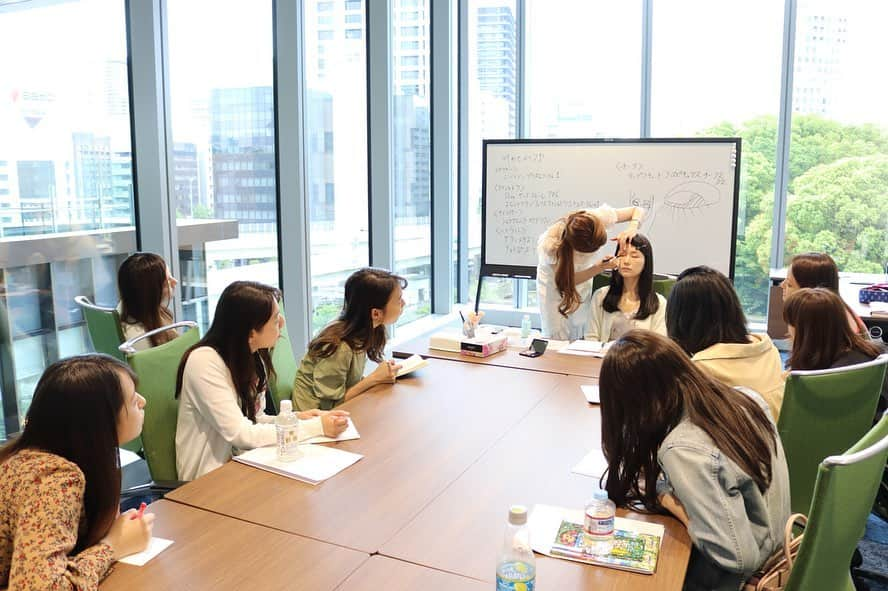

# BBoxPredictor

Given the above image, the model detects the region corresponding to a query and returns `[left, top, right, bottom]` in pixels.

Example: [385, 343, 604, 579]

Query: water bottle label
[496, 562, 535, 591]
[496, 575, 535, 591]
[584, 514, 614, 537]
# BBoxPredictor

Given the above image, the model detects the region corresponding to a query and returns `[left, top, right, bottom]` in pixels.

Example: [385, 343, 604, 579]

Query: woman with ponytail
[536, 204, 644, 340]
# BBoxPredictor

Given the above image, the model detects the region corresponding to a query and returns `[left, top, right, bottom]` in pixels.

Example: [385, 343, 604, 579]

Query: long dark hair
[175, 281, 280, 422]
[308, 268, 407, 363]
[666, 266, 749, 355]
[601, 233, 659, 320]
[784, 287, 881, 370]
[789, 252, 840, 291]
[554, 210, 609, 317]
[599, 330, 777, 511]
[118, 252, 176, 346]
[0, 354, 136, 552]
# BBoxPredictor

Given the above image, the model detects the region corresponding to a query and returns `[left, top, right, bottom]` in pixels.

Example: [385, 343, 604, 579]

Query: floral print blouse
[0, 449, 115, 590]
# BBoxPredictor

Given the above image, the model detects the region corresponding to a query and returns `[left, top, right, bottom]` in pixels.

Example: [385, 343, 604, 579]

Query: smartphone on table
[519, 338, 548, 358]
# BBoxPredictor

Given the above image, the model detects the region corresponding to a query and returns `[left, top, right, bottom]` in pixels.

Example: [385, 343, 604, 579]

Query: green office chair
[121, 322, 199, 483]
[652, 275, 676, 299]
[590, 273, 675, 300]
[783, 411, 888, 591]
[591, 272, 611, 294]
[778, 354, 888, 515]
[74, 296, 126, 362]
[268, 302, 299, 413]
[74, 295, 143, 454]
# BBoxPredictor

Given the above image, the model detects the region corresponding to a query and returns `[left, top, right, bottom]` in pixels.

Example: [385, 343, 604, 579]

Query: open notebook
[234, 444, 363, 485]
[396, 354, 430, 377]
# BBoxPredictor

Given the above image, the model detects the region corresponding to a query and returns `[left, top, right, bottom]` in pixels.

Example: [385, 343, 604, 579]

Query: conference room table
[100, 500, 367, 590]
[336, 556, 489, 591]
[164, 356, 692, 589]
[393, 329, 604, 378]
[167, 360, 561, 554]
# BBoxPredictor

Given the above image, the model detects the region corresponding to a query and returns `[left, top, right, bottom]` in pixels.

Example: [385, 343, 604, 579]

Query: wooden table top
[393, 333, 603, 378]
[335, 556, 488, 591]
[380, 374, 692, 591]
[101, 500, 367, 591]
[166, 360, 563, 553]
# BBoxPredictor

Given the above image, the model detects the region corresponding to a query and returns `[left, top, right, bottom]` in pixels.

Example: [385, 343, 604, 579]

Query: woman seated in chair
[783, 287, 887, 416]
[585, 234, 666, 343]
[781, 252, 868, 335]
[599, 331, 791, 591]
[175, 281, 350, 481]
[0, 354, 155, 590]
[667, 266, 786, 420]
[117, 252, 178, 351]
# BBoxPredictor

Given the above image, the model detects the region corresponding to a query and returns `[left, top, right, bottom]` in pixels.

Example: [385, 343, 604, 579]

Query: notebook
[234, 444, 363, 485]
[299, 418, 360, 444]
[571, 448, 608, 479]
[529, 504, 663, 575]
[557, 340, 610, 357]
[580, 384, 600, 404]
[396, 354, 430, 377]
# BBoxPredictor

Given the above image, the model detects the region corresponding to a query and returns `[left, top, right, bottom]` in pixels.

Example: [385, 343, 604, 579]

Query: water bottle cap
[508, 505, 528, 525]
[592, 489, 608, 502]
[279, 400, 293, 414]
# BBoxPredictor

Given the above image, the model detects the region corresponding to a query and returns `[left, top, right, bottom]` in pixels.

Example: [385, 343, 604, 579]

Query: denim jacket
[657, 388, 791, 591]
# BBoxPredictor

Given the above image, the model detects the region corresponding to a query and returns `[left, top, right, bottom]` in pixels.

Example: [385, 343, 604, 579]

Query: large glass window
[466, 0, 518, 306]
[784, 1, 888, 277]
[525, 0, 641, 138]
[651, 0, 784, 320]
[392, 0, 432, 325]
[0, 0, 134, 436]
[166, 0, 279, 332]
[304, 0, 370, 333]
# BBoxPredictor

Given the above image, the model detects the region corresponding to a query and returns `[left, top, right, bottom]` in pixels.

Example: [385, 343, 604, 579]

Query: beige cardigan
[692, 333, 786, 420]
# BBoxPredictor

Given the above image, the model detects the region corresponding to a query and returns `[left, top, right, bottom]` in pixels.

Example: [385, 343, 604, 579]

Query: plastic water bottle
[275, 400, 301, 462]
[496, 505, 536, 591]
[520, 314, 532, 339]
[584, 489, 616, 556]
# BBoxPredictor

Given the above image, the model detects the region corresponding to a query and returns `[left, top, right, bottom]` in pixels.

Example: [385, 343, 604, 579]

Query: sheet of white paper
[300, 418, 360, 444]
[118, 537, 174, 566]
[544, 339, 570, 351]
[118, 448, 142, 467]
[565, 340, 604, 352]
[571, 448, 608, 479]
[580, 384, 600, 404]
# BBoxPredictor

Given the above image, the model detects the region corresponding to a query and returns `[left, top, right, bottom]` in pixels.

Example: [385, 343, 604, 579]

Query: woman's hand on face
[612, 228, 637, 255]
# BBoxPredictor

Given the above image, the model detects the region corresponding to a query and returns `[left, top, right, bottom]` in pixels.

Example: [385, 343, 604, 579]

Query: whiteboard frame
[479, 137, 742, 280]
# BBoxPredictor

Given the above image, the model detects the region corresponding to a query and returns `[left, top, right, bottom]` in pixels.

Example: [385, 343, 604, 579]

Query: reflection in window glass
[651, 0, 784, 321]
[525, 0, 641, 138]
[304, 0, 370, 333]
[785, 1, 888, 280]
[0, 0, 134, 434]
[392, 1, 432, 325]
[167, 0, 279, 331]
[466, 0, 518, 306]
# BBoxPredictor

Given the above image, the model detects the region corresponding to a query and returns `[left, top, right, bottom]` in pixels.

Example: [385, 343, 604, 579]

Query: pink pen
[130, 502, 147, 520]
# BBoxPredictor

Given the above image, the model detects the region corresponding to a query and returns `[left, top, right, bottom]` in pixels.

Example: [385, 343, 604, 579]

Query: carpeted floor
[857, 514, 888, 591]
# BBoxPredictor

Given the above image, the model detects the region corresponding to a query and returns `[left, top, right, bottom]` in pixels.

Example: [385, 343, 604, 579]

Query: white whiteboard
[482, 139, 740, 277]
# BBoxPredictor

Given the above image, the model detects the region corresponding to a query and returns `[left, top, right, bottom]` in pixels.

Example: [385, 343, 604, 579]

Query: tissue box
[429, 331, 463, 352]
[460, 334, 508, 358]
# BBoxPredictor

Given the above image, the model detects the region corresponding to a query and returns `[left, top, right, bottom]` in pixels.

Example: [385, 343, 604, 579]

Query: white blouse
[536, 205, 619, 340]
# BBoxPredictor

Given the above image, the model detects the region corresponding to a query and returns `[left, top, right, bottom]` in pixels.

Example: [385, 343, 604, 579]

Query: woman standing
[537, 204, 644, 340]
